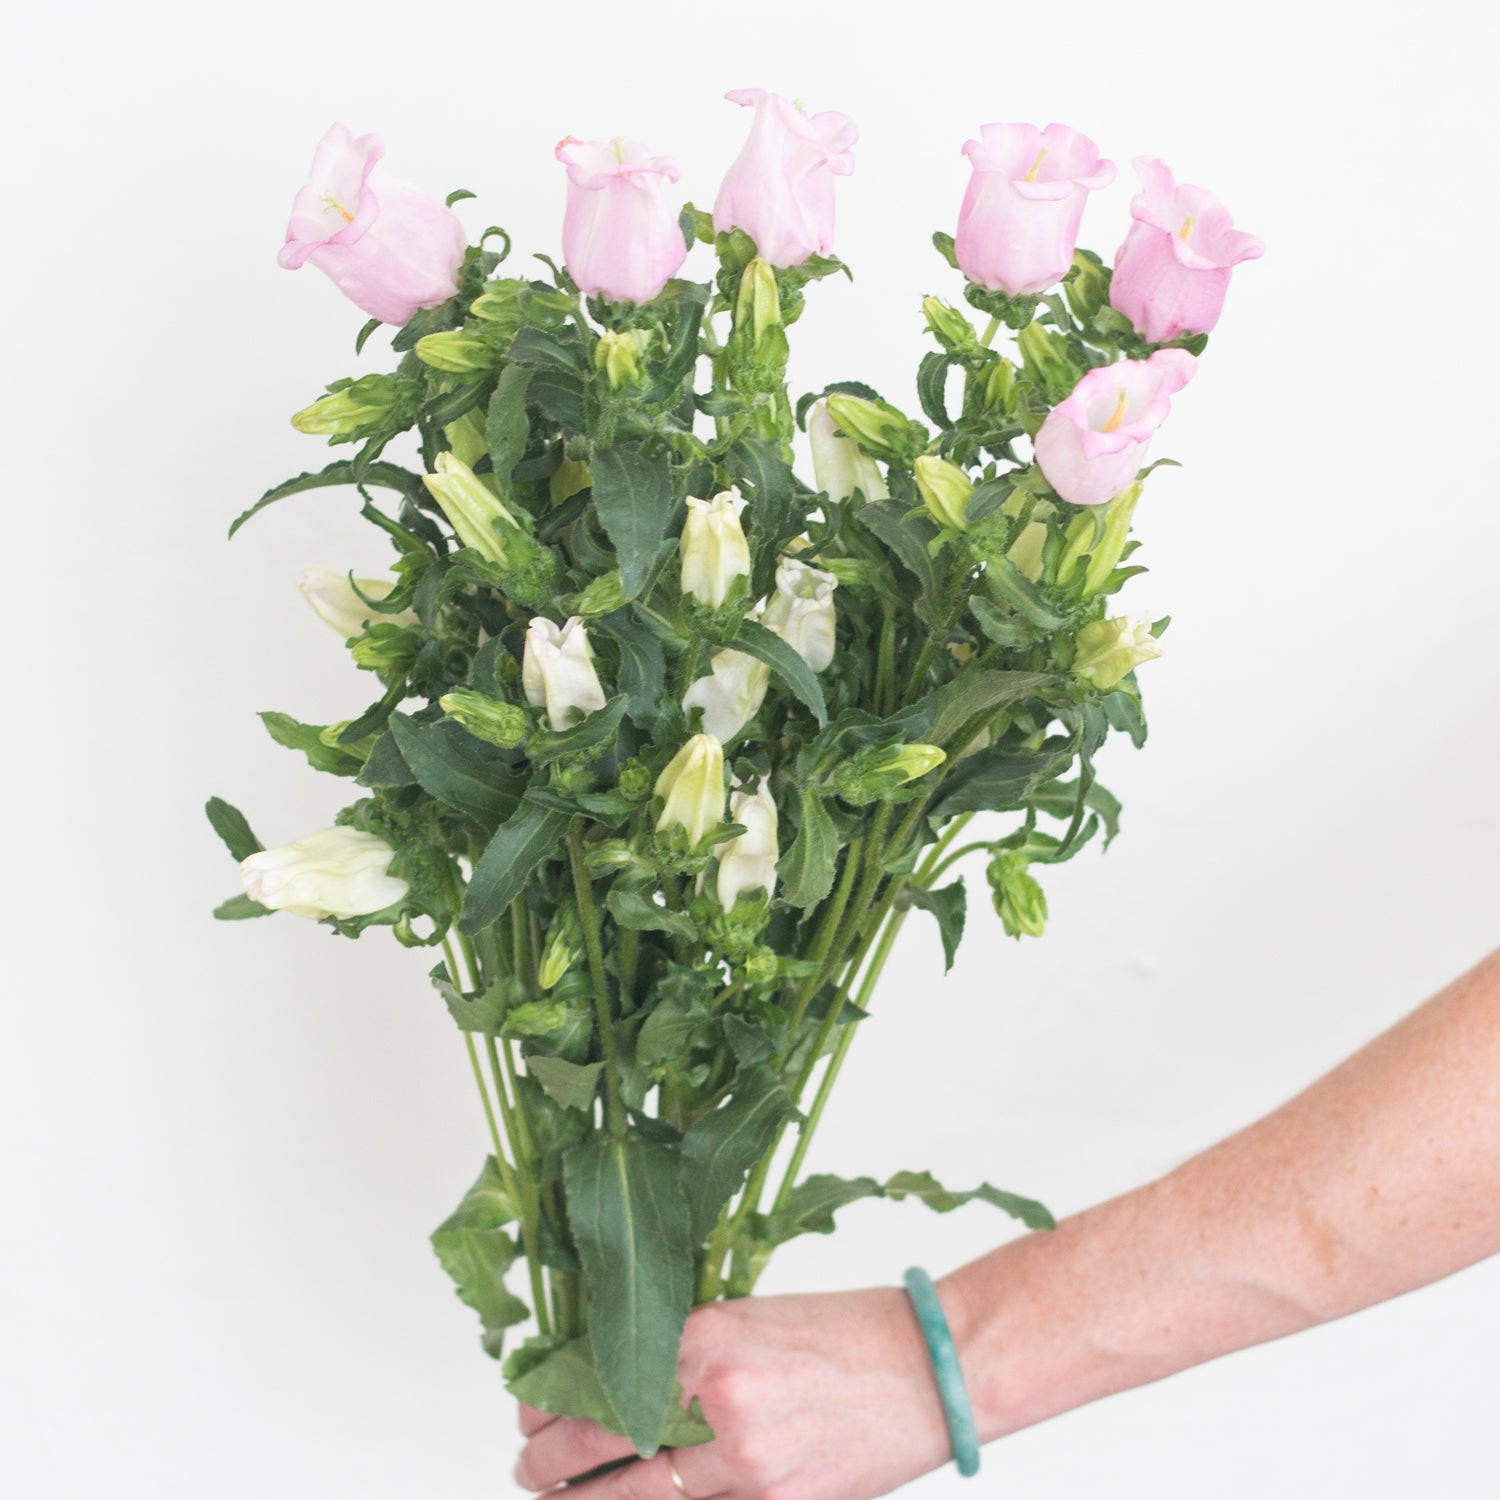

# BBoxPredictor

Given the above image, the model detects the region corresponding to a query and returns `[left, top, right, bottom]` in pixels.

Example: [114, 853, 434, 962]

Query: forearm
[942, 947, 1500, 1442]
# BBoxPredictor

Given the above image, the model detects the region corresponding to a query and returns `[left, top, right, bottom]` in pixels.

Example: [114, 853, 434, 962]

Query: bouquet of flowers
[208, 92, 1260, 1457]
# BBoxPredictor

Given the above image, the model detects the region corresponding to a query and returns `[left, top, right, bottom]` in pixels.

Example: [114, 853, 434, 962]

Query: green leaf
[355, 730, 417, 788]
[1030, 776, 1123, 847]
[227, 459, 421, 539]
[779, 787, 839, 908]
[636, 998, 709, 1070]
[726, 439, 797, 598]
[589, 445, 675, 599]
[505, 1337, 712, 1447]
[432, 965, 512, 1034]
[607, 886, 697, 941]
[212, 893, 273, 920]
[430, 1157, 529, 1358]
[528, 695, 629, 767]
[205, 796, 262, 862]
[859, 500, 939, 620]
[594, 608, 667, 728]
[965, 474, 1016, 525]
[563, 1138, 695, 1456]
[908, 878, 966, 972]
[389, 713, 523, 828]
[762, 1173, 883, 1239]
[681, 1066, 799, 1240]
[930, 745, 1073, 819]
[527, 1056, 603, 1111]
[259, 712, 364, 776]
[969, 595, 1032, 649]
[984, 555, 1071, 631]
[911, 670, 1051, 748]
[882, 1169, 1054, 1230]
[916, 351, 953, 427]
[486, 364, 533, 490]
[460, 801, 572, 934]
[730, 620, 827, 726]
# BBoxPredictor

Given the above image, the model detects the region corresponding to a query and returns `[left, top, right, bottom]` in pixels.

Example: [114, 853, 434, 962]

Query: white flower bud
[1072, 612, 1164, 691]
[762, 556, 838, 672]
[422, 452, 522, 565]
[682, 649, 771, 744]
[716, 777, 779, 909]
[240, 827, 408, 921]
[680, 489, 752, 607]
[655, 734, 727, 847]
[298, 566, 417, 639]
[808, 397, 889, 504]
[522, 616, 608, 731]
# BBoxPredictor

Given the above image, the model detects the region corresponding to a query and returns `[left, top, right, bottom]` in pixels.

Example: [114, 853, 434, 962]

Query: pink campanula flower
[956, 123, 1115, 297]
[713, 89, 857, 268]
[1033, 350, 1198, 506]
[1109, 157, 1264, 343]
[278, 124, 467, 325]
[555, 136, 686, 304]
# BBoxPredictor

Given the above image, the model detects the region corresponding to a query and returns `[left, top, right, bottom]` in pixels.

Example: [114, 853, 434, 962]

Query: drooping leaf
[779, 788, 839, 908]
[212, 893, 273, 920]
[882, 1169, 1054, 1230]
[1030, 776, 1123, 847]
[908, 878, 966, 972]
[227, 459, 422, 539]
[430, 1157, 529, 1359]
[680, 1066, 800, 1240]
[258, 711, 365, 776]
[562, 1138, 695, 1456]
[431, 965, 512, 1034]
[589, 445, 675, 599]
[460, 801, 572, 934]
[730, 620, 827, 726]
[505, 1337, 712, 1448]
[205, 797, 262, 862]
[389, 713, 523, 828]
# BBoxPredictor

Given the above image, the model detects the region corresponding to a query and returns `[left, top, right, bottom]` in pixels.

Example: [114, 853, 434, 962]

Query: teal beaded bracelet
[903, 1267, 981, 1478]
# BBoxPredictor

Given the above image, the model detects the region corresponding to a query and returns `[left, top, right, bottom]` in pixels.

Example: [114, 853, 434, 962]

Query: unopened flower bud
[240, 826, 407, 921]
[523, 616, 608, 731]
[914, 456, 974, 532]
[683, 649, 770, 743]
[922, 297, 980, 356]
[655, 733, 727, 847]
[291, 375, 405, 439]
[583, 838, 640, 875]
[573, 570, 628, 617]
[298, 566, 417, 638]
[350, 623, 420, 675]
[1064, 248, 1110, 325]
[538, 903, 584, 989]
[1016, 322, 1084, 404]
[734, 257, 782, 351]
[808, 398, 889, 505]
[834, 742, 946, 805]
[415, 330, 499, 374]
[988, 851, 1047, 939]
[824, 393, 924, 465]
[681, 490, 752, 607]
[594, 329, 651, 390]
[1071, 612, 1163, 690]
[618, 759, 654, 802]
[444, 407, 489, 469]
[423, 452, 525, 566]
[1057, 482, 1142, 593]
[717, 777, 779, 908]
[439, 690, 530, 749]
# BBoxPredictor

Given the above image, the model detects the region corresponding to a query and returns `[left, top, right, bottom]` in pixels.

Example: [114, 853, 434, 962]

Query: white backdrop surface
[4, 1, 1498, 1495]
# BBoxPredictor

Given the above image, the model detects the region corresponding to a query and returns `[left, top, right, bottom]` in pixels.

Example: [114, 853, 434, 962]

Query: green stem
[779, 834, 865, 1050]
[876, 606, 897, 717]
[979, 315, 1002, 348]
[568, 821, 627, 1137]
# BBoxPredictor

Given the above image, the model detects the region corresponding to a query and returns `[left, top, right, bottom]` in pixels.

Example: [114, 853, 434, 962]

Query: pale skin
[515, 946, 1500, 1498]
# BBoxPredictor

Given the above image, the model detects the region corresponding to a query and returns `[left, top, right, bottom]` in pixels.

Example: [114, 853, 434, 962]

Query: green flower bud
[439, 690, 530, 749]
[583, 838, 641, 876]
[422, 452, 525, 567]
[1072, 612, 1164, 691]
[444, 408, 489, 470]
[743, 948, 778, 987]
[1016, 322, 1084, 405]
[1057, 483, 1143, 595]
[415, 330, 499, 374]
[735, 258, 783, 351]
[618, 760, 654, 803]
[977, 357, 1017, 418]
[988, 851, 1047, 939]
[1064, 249, 1110, 325]
[350, 623, 420, 676]
[468, 278, 529, 327]
[834, 741, 947, 805]
[291, 375, 402, 438]
[824, 393, 925, 465]
[538, 903, 583, 990]
[594, 329, 651, 391]
[571, 570, 628, 617]
[914, 455, 974, 532]
[819, 556, 880, 592]
[922, 297, 980, 356]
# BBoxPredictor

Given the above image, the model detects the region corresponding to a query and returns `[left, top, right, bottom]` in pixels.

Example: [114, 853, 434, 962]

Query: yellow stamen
[1178, 214, 1195, 242]
[1100, 389, 1129, 434]
[1023, 147, 1049, 184]
[612, 136, 625, 165]
[321, 192, 353, 225]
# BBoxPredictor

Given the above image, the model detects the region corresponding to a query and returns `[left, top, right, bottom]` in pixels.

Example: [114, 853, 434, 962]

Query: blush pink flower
[1033, 350, 1198, 506]
[278, 124, 467, 326]
[1109, 157, 1264, 343]
[713, 89, 858, 268]
[556, 136, 686, 304]
[955, 123, 1115, 297]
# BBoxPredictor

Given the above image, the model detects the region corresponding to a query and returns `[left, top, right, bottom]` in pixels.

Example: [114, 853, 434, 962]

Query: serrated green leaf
[730, 620, 827, 726]
[258, 712, 364, 776]
[430, 1157, 528, 1359]
[485, 364, 532, 491]
[205, 796, 262, 862]
[779, 787, 839, 908]
[528, 695, 628, 767]
[460, 801, 571, 934]
[563, 1138, 694, 1456]
[911, 670, 1051, 749]
[227, 459, 422, 539]
[681, 1066, 799, 1240]
[594, 608, 667, 728]
[859, 500, 940, 621]
[908, 878, 966, 972]
[527, 1056, 603, 1111]
[606, 886, 697, 941]
[389, 713, 523, 828]
[589, 445, 675, 599]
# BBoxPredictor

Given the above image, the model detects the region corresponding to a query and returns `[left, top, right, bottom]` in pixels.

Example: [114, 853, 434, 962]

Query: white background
[4, 1, 1497, 1495]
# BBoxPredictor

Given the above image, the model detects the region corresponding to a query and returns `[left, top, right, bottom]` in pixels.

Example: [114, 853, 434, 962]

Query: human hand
[513, 1285, 956, 1499]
